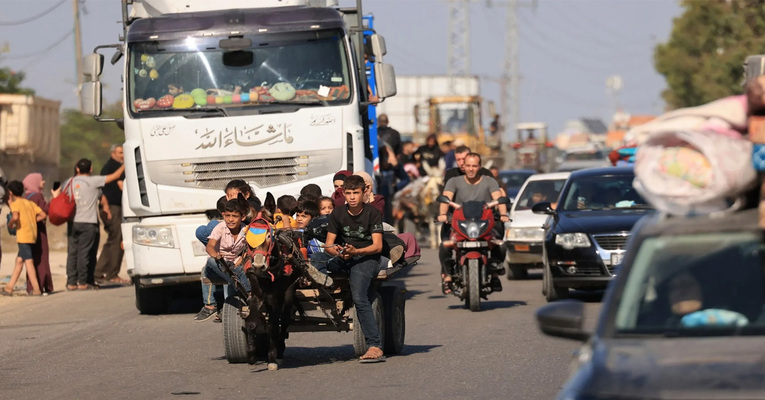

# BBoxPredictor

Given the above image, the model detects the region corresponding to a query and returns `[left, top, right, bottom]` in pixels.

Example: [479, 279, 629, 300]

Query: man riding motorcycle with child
[437, 152, 509, 294]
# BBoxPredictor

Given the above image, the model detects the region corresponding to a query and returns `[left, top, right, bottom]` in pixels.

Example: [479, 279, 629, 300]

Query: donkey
[239, 193, 301, 370]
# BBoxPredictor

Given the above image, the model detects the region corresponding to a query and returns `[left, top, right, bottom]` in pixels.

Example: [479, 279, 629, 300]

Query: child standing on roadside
[2, 181, 46, 296]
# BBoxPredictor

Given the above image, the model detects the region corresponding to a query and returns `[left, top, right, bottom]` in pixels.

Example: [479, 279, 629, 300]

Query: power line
[0, 0, 68, 26]
[0, 30, 74, 60]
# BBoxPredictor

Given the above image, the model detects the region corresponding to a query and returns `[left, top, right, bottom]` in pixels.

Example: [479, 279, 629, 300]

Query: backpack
[49, 179, 76, 226]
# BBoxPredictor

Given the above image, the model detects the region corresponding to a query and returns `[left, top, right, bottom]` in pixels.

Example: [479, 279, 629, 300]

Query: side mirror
[80, 81, 102, 117]
[370, 34, 387, 61]
[436, 195, 450, 204]
[83, 53, 104, 81]
[374, 63, 397, 99]
[535, 300, 590, 341]
[531, 202, 555, 215]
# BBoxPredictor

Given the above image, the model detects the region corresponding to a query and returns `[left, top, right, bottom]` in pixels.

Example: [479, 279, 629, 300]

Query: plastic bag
[633, 130, 756, 215]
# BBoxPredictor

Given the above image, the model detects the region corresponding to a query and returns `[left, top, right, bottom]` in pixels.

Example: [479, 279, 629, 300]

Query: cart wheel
[351, 291, 385, 357]
[223, 296, 248, 364]
[381, 286, 406, 355]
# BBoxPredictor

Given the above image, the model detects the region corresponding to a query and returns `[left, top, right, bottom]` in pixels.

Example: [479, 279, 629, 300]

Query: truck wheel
[134, 284, 168, 315]
[223, 296, 249, 363]
[351, 291, 385, 357]
[380, 286, 406, 355]
[506, 263, 529, 280]
[465, 259, 481, 311]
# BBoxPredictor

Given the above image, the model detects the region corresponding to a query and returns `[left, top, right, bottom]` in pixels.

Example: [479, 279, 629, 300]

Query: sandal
[441, 279, 452, 295]
[359, 347, 386, 363]
[1, 289, 13, 297]
[66, 285, 78, 291]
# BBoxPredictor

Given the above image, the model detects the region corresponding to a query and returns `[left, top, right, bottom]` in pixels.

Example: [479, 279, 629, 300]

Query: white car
[555, 147, 610, 172]
[503, 172, 570, 279]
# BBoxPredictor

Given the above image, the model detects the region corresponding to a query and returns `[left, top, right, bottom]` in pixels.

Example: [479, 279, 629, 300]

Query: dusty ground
[0, 204, 128, 300]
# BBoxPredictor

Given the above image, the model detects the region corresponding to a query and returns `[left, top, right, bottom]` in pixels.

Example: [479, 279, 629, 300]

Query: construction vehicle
[507, 122, 557, 172]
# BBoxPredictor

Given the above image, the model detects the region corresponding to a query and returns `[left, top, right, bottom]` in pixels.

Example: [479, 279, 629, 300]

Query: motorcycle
[437, 195, 510, 311]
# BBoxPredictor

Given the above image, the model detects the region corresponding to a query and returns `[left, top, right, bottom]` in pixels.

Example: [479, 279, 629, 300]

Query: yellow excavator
[417, 95, 502, 166]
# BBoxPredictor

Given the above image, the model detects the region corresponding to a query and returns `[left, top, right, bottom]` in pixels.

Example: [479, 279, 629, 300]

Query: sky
[0, 0, 683, 139]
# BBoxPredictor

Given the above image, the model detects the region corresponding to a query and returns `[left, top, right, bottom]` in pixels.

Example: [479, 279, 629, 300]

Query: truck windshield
[434, 102, 478, 136]
[127, 30, 352, 116]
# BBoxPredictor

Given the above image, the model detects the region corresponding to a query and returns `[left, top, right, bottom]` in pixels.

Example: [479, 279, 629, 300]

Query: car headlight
[458, 221, 488, 239]
[555, 233, 591, 250]
[506, 227, 545, 241]
[133, 225, 175, 248]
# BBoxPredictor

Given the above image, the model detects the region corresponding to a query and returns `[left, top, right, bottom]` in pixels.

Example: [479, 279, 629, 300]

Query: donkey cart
[219, 229, 409, 365]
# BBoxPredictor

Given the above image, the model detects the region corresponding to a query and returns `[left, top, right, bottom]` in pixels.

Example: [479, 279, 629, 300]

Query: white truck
[80, 0, 396, 313]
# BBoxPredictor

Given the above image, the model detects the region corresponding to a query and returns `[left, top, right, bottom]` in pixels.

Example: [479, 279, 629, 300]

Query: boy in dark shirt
[322, 175, 385, 363]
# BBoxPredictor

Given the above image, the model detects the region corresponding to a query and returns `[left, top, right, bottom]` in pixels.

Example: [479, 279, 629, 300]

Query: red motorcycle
[437, 195, 510, 311]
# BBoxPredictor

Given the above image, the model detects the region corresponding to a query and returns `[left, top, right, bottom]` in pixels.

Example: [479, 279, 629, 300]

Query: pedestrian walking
[60, 158, 125, 290]
[22, 173, 54, 294]
[2, 181, 46, 296]
[95, 144, 128, 284]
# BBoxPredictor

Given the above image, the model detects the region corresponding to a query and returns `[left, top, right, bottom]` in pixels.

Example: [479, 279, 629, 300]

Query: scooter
[437, 195, 510, 311]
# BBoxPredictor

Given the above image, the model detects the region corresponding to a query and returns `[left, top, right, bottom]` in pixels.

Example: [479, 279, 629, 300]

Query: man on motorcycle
[437, 152, 509, 294]
[443, 145, 493, 184]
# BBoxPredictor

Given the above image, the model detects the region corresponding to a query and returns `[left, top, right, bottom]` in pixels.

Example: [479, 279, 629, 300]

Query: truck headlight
[506, 227, 544, 241]
[555, 233, 591, 250]
[133, 225, 175, 248]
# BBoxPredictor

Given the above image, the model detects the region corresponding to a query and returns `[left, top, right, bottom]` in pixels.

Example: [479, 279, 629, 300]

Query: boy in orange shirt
[2, 181, 46, 296]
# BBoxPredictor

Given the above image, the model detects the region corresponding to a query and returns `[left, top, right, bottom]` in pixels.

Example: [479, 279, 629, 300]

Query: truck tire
[134, 284, 169, 315]
[380, 286, 406, 355]
[465, 259, 481, 311]
[223, 297, 249, 363]
[506, 263, 529, 280]
[351, 291, 385, 357]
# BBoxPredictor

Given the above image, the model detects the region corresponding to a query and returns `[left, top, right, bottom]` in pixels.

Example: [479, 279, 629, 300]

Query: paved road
[0, 248, 601, 400]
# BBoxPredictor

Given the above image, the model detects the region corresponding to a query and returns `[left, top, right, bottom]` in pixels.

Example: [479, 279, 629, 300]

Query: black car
[536, 208, 765, 400]
[532, 166, 652, 301]
[498, 169, 535, 199]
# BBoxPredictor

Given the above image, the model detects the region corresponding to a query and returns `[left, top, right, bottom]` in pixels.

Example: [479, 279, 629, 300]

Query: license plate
[610, 253, 624, 265]
[514, 244, 530, 252]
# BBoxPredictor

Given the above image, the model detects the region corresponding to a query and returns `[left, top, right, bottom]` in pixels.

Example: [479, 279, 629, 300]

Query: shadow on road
[446, 300, 527, 311]
[243, 343, 443, 371]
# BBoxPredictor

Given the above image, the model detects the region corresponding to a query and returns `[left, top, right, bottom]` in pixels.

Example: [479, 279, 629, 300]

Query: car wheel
[544, 264, 570, 302]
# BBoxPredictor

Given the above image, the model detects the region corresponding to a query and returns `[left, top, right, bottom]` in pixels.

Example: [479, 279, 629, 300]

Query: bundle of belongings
[626, 78, 765, 216]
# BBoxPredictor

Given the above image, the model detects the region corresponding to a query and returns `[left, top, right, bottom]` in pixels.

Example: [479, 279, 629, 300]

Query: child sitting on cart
[313, 174, 386, 363]
[194, 197, 250, 322]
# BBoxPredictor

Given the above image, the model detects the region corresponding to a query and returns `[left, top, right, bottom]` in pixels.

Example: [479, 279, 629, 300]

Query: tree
[0, 67, 35, 95]
[59, 102, 124, 178]
[654, 0, 765, 109]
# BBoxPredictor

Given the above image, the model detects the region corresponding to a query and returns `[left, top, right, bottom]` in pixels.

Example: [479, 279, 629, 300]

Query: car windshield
[565, 150, 604, 161]
[500, 171, 534, 188]
[561, 174, 649, 211]
[514, 179, 566, 211]
[127, 29, 351, 116]
[614, 232, 765, 336]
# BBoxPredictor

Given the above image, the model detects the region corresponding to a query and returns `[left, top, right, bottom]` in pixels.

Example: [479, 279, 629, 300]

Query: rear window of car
[514, 179, 566, 211]
[614, 232, 765, 336]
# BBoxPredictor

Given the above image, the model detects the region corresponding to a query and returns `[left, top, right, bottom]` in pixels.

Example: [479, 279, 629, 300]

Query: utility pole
[72, 0, 83, 97]
[504, 0, 518, 143]
[447, 0, 472, 93]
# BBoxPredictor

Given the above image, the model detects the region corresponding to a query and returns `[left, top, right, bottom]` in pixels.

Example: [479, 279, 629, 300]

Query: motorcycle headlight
[555, 233, 591, 250]
[458, 221, 488, 239]
[133, 225, 175, 248]
[506, 227, 545, 241]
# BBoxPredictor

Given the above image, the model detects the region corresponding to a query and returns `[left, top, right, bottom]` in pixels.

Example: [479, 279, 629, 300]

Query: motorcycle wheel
[464, 259, 481, 311]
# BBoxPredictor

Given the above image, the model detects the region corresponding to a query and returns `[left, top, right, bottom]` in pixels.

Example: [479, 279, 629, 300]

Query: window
[514, 179, 566, 211]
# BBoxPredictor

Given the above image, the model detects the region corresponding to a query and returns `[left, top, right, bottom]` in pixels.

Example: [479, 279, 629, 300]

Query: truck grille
[592, 233, 629, 251]
[190, 157, 307, 189]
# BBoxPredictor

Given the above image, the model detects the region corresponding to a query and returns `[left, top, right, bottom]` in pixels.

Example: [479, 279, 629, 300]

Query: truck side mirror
[370, 34, 387, 61]
[374, 63, 397, 99]
[80, 81, 103, 117]
[83, 53, 104, 81]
